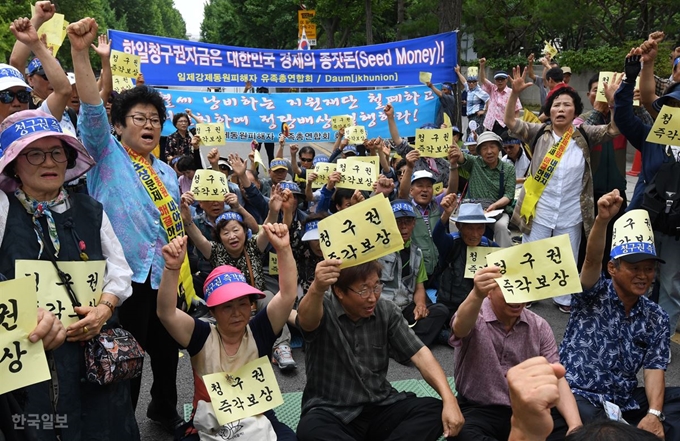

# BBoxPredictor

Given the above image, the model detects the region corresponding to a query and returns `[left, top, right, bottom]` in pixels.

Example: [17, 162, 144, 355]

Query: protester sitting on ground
[559, 190, 680, 439]
[260, 158, 291, 197]
[9, 16, 73, 134]
[294, 214, 328, 297]
[295, 258, 464, 441]
[504, 66, 619, 314]
[384, 103, 455, 186]
[426, 80, 457, 128]
[314, 171, 365, 215]
[378, 200, 449, 347]
[207, 151, 264, 223]
[479, 58, 522, 135]
[180, 188, 281, 293]
[506, 357, 660, 441]
[452, 130, 515, 248]
[303, 154, 329, 212]
[501, 135, 531, 191]
[614, 52, 680, 340]
[157, 226, 298, 441]
[175, 147, 201, 194]
[450, 267, 582, 440]
[71, 17, 192, 431]
[432, 199, 498, 330]
[455, 65, 489, 138]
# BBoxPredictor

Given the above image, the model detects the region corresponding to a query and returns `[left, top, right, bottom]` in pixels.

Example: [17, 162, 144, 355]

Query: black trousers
[453, 395, 567, 441]
[402, 300, 449, 347]
[297, 395, 443, 441]
[119, 277, 180, 418]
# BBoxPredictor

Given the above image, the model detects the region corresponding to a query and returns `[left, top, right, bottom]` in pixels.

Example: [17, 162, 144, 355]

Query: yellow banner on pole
[298, 10, 317, 41]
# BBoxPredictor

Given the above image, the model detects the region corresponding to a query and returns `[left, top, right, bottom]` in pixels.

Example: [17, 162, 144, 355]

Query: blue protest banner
[159, 85, 438, 142]
[108, 30, 457, 88]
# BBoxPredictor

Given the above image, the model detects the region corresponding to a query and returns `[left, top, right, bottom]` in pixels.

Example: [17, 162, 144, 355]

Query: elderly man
[559, 190, 680, 440]
[450, 265, 582, 440]
[479, 58, 522, 135]
[378, 200, 449, 347]
[259, 158, 290, 197]
[296, 258, 464, 441]
[455, 65, 489, 138]
[453, 131, 515, 248]
[432, 199, 498, 327]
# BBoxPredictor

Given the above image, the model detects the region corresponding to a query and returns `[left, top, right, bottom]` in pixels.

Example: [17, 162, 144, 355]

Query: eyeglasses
[20, 147, 68, 166]
[0, 90, 31, 104]
[347, 283, 384, 299]
[300, 157, 313, 163]
[396, 217, 415, 226]
[127, 114, 162, 128]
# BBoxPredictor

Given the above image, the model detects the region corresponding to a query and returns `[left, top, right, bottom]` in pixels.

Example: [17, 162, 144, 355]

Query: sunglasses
[0, 90, 31, 104]
[300, 157, 313, 163]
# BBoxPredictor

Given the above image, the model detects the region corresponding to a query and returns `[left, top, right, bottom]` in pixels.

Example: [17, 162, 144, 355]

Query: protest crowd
[2, 2, 680, 441]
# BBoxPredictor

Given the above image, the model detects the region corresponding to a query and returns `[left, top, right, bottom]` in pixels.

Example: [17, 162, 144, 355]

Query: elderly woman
[165, 112, 194, 162]
[69, 18, 191, 430]
[504, 66, 619, 312]
[157, 225, 298, 440]
[0, 110, 138, 439]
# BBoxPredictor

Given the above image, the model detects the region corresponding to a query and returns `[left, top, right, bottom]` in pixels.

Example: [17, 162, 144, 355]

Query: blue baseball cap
[391, 200, 416, 219]
[313, 155, 329, 166]
[302, 220, 320, 241]
[27, 58, 44, 76]
[270, 158, 288, 171]
[343, 145, 358, 156]
[279, 180, 302, 194]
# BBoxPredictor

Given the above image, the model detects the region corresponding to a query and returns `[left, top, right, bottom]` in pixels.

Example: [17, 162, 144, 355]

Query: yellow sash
[520, 126, 573, 224]
[124, 146, 198, 311]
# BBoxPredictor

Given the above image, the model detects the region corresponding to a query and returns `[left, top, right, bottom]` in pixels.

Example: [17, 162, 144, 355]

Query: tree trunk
[365, 0, 374, 45]
[396, 0, 405, 40]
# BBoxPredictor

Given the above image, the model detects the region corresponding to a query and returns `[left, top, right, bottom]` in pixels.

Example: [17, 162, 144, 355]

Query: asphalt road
[135, 140, 680, 440]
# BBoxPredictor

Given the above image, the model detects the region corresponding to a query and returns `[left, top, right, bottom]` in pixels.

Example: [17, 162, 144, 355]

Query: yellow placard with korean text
[195, 123, 225, 146]
[596, 73, 640, 105]
[312, 162, 337, 189]
[110, 50, 140, 79]
[203, 356, 283, 425]
[611, 209, 655, 257]
[419, 72, 432, 85]
[332, 115, 353, 131]
[269, 253, 278, 275]
[298, 9, 317, 41]
[112, 75, 135, 93]
[415, 128, 451, 158]
[33, 9, 65, 56]
[345, 126, 367, 145]
[543, 41, 558, 58]
[347, 156, 380, 181]
[433, 182, 444, 195]
[191, 170, 230, 201]
[645, 105, 680, 147]
[443, 113, 452, 128]
[464, 247, 496, 278]
[467, 66, 478, 78]
[252, 149, 267, 172]
[318, 195, 404, 268]
[336, 159, 377, 191]
[0, 277, 51, 396]
[484, 234, 580, 303]
[14, 260, 105, 327]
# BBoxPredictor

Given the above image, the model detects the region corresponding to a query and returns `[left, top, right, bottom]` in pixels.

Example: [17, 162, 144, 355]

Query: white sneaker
[273, 344, 297, 370]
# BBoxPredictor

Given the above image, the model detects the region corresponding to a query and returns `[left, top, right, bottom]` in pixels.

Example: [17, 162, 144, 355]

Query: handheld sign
[252, 149, 268, 172]
[419, 72, 432, 85]
[318, 195, 403, 268]
[467, 66, 479, 77]
[312, 162, 337, 189]
[345, 126, 367, 145]
[33, 9, 66, 56]
[464, 247, 496, 278]
[645, 105, 680, 147]
[191, 170, 230, 201]
[15, 260, 105, 327]
[485, 234, 580, 303]
[112, 75, 134, 93]
[443, 113, 452, 128]
[0, 277, 51, 396]
[415, 128, 451, 158]
[110, 50, 140, 79]
[347, 156, 380, 181]
[596, 72, 640, 105]
[195, 123, 225, 146]
[433, 182, 444, 196]
[203, 356, 283, 425]
[269, 253, 278, 275]
[543, 41, 558, 58]
[332, 115, 353, 131]
[335, 159, 376, 191]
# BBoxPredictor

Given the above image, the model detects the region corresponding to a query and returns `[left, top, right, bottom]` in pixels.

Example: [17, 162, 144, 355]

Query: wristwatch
[648, 408, 665, 422]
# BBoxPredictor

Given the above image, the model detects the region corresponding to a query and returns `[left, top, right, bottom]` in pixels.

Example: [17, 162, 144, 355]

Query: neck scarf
[15, 187, 68, 257]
